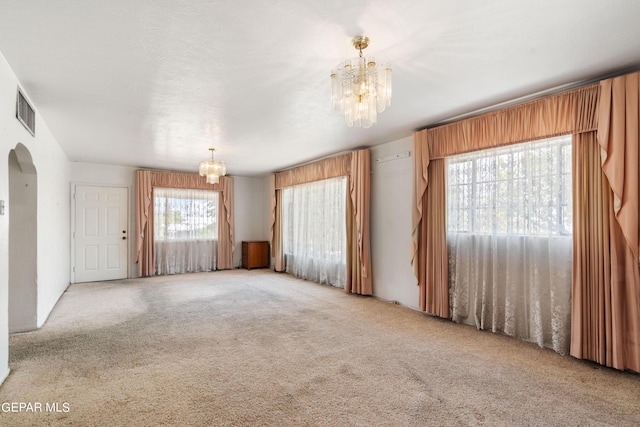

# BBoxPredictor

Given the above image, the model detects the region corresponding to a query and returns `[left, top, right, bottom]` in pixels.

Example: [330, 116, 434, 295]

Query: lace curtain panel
[154, 187, 219, 275]
[282, 176, 347, 288]
[447, 136, 573, 354]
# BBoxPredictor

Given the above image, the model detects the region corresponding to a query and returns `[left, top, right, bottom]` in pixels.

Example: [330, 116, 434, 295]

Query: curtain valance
[418, 83, 599, 160]
[274, 153, 351, 189]
[146, 170, 228, 191]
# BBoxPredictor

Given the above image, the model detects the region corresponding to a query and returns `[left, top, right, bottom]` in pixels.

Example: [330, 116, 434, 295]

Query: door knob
[122, 236, 127, 240]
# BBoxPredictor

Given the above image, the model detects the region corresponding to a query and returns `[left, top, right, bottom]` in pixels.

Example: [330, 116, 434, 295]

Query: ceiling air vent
[16, 88, 35, 136]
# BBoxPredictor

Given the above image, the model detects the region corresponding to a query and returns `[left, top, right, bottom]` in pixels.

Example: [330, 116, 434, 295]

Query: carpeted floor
[1, 269, 639, 426]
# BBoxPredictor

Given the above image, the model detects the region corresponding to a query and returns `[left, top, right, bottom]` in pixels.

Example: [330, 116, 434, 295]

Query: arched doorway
[8, 143, 37, 333]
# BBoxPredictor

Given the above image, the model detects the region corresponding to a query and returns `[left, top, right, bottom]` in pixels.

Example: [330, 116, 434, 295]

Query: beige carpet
[1, 270, 639, 426]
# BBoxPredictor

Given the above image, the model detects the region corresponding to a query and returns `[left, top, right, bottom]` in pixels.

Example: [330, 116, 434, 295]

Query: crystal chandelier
[198, 148, 226, 184]
[330, 36, 392, 128]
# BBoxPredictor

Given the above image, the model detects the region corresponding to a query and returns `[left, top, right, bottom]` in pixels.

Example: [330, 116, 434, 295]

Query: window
[154, 187, 219, 275]
[282, 176, 347, 287]
[447, 135, 572, 354]
[447, 135, 572, 235]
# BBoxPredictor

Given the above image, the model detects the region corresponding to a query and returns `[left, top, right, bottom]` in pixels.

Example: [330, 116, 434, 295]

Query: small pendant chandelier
[330, 36, 392, 128]
[198, 148, 226, 184]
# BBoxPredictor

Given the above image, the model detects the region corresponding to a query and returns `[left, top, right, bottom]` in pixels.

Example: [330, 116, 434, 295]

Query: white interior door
[74, 185, 128, 283]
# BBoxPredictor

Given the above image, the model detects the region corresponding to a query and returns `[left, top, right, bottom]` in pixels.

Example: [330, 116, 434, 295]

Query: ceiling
[1, 0, 640, 177]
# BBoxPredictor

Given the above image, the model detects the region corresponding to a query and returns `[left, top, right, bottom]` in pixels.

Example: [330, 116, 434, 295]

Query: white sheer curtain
[282, 176, 347, 288]
[447, 135, 573, 354]
[154, 187, 218, 275]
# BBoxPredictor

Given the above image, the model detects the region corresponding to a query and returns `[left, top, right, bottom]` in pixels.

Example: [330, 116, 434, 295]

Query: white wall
[370, 137, 419, 309]
[0, 52, 71, 382]
[233, 176, 268, 267]
[70, 162, 138, 279]
[34, 126, 71, 326]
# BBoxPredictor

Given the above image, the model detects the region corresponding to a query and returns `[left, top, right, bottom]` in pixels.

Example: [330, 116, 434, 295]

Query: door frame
[70, 182, 132, 284]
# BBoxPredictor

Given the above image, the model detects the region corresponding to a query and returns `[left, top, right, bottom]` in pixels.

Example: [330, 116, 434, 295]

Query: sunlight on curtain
[154, 187, 218, 275]
[282, 176, 347, 288]
[447, 135, 572, 354]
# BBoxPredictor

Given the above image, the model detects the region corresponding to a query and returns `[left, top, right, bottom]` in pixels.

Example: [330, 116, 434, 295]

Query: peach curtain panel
[274, 153, 351, 189]
[135, 170, 154, 277]
[272, 150, 372, 295]
[576, 71, 640, 372]
[346, 150, 372, 295]
[269, 175, 276, 254]
[411, 134, 430, 279]
[217, 177, 234, 270]
[598, 72, 640, 262]
[268, 175, 284, 271]
[135, 170, 235, 276]
[412, 84, 601, 317]
[571, 132, 640, 372]
[268, 175, 285, 271]
[411, 136, 448, 315]
[416, 159, 448, 316]
[272, 187, 285, 272]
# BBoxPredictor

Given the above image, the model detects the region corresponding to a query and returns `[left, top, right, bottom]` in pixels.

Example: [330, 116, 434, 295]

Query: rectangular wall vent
[16, 88, 35, 136]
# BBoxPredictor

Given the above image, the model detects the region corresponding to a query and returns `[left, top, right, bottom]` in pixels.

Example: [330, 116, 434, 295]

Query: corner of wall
[0, 367, 9, 385]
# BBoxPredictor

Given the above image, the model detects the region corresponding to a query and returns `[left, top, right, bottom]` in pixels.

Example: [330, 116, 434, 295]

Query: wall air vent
[16, 88, 35, 136]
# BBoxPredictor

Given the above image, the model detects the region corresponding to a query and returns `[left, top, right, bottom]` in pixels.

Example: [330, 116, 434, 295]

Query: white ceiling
[1, 0, 640, 176]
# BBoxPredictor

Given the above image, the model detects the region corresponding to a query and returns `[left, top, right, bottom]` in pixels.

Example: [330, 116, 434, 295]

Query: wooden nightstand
[241, 241, 270, 270]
